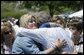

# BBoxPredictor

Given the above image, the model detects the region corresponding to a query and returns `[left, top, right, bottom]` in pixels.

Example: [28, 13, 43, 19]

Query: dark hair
[16, 18, 20, 26]
[69, 22, 83, 32]
[50, 16, 64, 24]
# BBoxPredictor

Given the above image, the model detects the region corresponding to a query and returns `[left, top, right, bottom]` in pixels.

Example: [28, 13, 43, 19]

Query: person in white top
[13, 22, 83, 54]
[1, 22, 66, 54]
[12, 14, 83, 54]
[12, 24, 76, 54]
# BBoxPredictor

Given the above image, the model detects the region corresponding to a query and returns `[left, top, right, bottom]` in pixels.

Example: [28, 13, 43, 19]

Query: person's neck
[72, 36, 80, 45]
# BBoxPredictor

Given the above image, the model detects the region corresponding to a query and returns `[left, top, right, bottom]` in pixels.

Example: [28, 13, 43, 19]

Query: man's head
[69, 22, 83, 37]
[50, 16, 64, 27]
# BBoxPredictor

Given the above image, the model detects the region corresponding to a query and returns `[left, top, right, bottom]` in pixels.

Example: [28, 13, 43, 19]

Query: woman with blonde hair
[19, 14, 38, 29]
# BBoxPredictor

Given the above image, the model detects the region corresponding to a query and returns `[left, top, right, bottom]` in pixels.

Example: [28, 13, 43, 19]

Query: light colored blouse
[15, 27, 74, 53]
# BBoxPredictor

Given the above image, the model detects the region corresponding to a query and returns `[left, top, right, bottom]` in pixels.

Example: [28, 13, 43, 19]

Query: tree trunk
[48, 5, 53, 18]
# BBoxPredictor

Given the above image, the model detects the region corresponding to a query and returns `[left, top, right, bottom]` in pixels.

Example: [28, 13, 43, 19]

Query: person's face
[56, 20, 63, 26]
[69, 26, 80, 37]
[67, 19, 69, 21]
[27, 18, 37, 29]
[56, 20, 61, 24]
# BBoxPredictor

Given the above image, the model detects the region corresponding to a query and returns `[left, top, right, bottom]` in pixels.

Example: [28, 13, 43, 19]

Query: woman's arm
[45, 38, 67, 54]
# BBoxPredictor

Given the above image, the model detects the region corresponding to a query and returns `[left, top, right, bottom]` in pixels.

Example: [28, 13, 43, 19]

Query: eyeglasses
[4, 30, 12, 35]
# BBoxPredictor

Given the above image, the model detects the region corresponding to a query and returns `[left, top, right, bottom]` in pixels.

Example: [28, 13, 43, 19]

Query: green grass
[1, 11, 28, 19]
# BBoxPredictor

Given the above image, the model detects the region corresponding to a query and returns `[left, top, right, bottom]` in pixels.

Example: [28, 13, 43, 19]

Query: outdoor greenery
[1, 11, 28, 19]
[1, 1, 83, 19]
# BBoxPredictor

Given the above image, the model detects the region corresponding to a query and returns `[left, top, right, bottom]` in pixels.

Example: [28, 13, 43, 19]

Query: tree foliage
[1, 1, 83, 18]
[22, 1, 83, 17]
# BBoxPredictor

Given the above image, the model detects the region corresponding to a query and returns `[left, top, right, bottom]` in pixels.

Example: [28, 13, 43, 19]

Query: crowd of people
[1, 12, 83, 54]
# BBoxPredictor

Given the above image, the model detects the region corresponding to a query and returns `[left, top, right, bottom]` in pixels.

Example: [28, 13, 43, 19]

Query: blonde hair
[50, 17, 57, 22]
[20, 14, 37, 28]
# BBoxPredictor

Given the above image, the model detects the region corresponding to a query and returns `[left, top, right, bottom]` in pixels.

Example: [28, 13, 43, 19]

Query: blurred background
[1, 1, 83, 19]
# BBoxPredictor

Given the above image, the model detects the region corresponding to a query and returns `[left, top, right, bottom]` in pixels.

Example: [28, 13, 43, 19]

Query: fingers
[55, 38, 67, 48]
[60, 39, 67, 47]
[61, 39, 66, 44]
[57, 38, 60, 41]
[63, 42, 67, 46]
[61, 39, 65, 42]
[63, 40, 67, 44]
[63, 42, 67, 48]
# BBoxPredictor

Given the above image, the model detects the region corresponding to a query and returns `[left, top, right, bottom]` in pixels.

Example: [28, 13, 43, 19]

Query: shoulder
[39, 22, 50, 28]
[14, 36, 33, 44]
[12, 36, 34, 53]
[42, 22, 50, 25]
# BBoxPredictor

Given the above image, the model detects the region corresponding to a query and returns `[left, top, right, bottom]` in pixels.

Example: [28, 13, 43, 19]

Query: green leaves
[1, 1, 83, 19]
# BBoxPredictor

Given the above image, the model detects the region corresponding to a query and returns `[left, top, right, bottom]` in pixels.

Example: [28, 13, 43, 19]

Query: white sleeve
[65, 29, 73, 39]
[12, 25, 24, 35]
